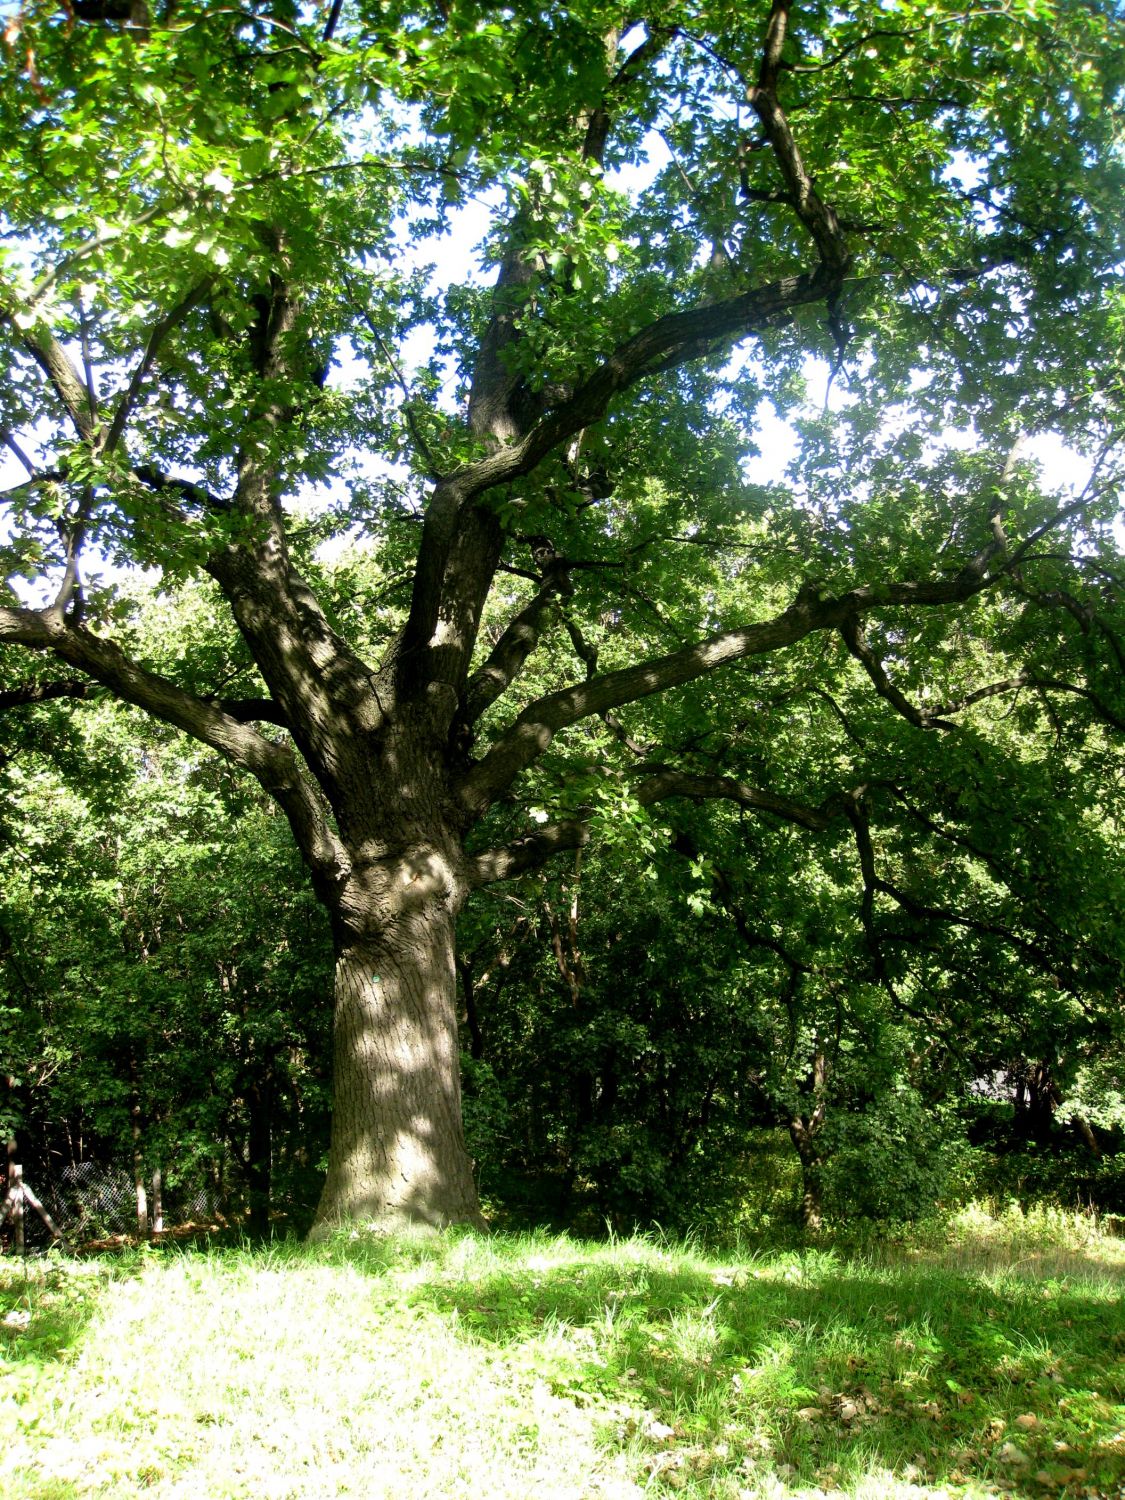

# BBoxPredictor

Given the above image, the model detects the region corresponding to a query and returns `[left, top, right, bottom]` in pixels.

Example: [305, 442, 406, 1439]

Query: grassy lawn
[1, 1209, 1123, 1499]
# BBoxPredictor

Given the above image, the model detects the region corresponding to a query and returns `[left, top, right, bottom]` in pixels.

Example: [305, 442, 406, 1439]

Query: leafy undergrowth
[1, 1209, 1123, 1499]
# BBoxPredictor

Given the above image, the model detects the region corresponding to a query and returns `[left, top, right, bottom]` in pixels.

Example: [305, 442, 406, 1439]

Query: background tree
[0, 0, 1122, 1231]
[459, 714, 1125, 1234]
[0, 601, 333, 1235]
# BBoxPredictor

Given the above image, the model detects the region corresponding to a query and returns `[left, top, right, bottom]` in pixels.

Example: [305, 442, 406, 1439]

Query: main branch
[402, 268, 840, 688]
[0, 603, 346, 889]
[456, 571, 996, 819]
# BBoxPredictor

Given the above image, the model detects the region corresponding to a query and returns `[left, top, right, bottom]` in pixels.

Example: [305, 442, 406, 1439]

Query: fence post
[130, 1088, 148, 1239]
[11, 1163, 24, 1257]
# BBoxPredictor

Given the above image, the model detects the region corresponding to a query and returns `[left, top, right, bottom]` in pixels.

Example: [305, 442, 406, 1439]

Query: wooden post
[0, 1141, 15, 1238]
[11, 1163, 24, 1257]
[152, 1164, 163, 1234]
[130, 1083, 148, 1239]
[20, 1178, 69, 1251]
[0, 1149, 71, 1253]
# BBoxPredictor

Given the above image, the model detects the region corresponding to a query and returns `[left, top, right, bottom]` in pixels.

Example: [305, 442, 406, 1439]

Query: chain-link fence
[2, 1160, 225, 1249]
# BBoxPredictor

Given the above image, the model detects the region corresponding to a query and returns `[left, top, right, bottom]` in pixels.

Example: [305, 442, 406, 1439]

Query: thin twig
[0, 428, 36, 477]
[343, 273, 444, 481]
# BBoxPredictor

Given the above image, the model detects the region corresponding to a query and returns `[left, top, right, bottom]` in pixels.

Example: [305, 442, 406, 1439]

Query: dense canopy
[0, 0, 1123, 1231]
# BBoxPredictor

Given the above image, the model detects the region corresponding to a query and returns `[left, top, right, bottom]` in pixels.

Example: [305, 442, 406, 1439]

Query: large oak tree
[1, 0, 1122, 1230]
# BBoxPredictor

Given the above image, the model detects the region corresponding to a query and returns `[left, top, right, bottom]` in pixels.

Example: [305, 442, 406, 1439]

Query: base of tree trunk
[309, 920, 486, 1238]
[306, 1208, 486, 1243]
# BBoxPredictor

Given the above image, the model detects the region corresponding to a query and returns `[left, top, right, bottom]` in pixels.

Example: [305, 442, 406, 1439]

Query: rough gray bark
[313, 849, 482, 1233]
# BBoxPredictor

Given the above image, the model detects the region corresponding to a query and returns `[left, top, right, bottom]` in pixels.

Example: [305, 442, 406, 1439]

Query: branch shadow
[401, 1245, 1125, 1495]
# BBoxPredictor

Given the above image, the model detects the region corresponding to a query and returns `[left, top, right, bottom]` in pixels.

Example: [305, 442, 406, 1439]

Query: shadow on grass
[398, 1246, 1125, 1496]
[0, 1252, 132, 1374]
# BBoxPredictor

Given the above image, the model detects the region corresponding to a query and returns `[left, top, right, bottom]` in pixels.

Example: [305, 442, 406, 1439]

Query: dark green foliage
[0, 0, 1122, 1233]
[0, 657, 333, 1234]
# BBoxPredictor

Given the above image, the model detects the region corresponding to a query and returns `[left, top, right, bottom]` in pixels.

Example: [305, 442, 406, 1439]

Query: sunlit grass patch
[903, 1203, 1125, 1283]
[2, 1212, 1123, 1498]
[2, 1237, 641, 1499]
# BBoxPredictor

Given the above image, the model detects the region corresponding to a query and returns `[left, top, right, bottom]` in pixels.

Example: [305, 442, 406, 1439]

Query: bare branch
[132, 463, 232, 513]
[462, 579, 565, 727]
[879, 871, 1084, 990]
[810, 686, 867, 748]
[0, 428, 37, 478]
[476, 271, 839, 494]
[51, 506, 85, 620]
[609, 26, 673, 92]
[469, 757, 834, 886]
[0, 678, 93, 711]
[103, 282, 212, 455]
[212, 696, 292, 727]
[2, 316, 98, 442]
[322, 0, 345, 41]
[582, 27, 673, 166]
[711, 870, 812, 976]
[1013, 578, 1094, 633]
[890, 784, 1043, 900]
[632, 767, 832, 828]
[561, 609, 598, 679]
[748, 1, 851, 273]
[839, 614, 950, 729]
[113, 291, 391, 783]
[0, 675, 292, 730]
[930, 673, 1125, 732]
[470, 819, 590, 885]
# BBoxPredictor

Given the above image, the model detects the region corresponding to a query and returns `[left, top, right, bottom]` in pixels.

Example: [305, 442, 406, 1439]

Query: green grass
[1, 1207, 1123, 1498]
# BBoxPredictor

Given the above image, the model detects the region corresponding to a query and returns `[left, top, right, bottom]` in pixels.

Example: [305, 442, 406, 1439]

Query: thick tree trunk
[788, 1044, 829, 1234]
[789, 1119, 824, 1234]
[311, 866, 483, 1235]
